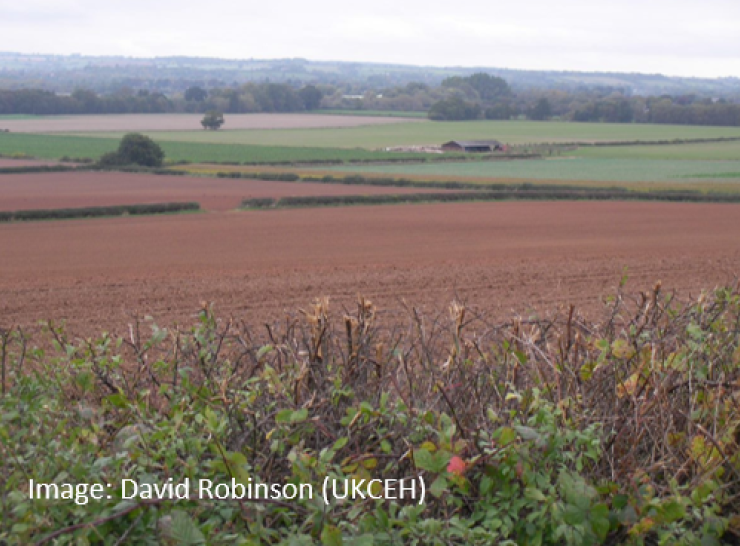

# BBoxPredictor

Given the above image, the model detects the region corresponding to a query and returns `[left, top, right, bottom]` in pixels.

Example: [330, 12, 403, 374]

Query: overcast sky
[1, 0, 739, 78]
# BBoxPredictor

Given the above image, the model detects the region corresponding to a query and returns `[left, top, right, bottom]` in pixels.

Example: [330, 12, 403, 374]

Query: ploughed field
[0, 171, 458, 212]
[1, 200, 739, 337]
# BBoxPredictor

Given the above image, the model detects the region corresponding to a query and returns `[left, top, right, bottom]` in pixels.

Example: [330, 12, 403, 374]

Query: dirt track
[0, 113, 422, 133]
[0, 171, 454, 212]
[1, 201, 739, 337]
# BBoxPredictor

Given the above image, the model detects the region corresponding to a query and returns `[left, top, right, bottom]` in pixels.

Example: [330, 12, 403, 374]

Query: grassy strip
[0, 202, 200, 223]
[685, 172, 740, 179]
[242, 190, 740, 209]
[221, 170, 630, 193]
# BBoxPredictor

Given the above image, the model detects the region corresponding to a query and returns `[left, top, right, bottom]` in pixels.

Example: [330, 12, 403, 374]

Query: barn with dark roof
[441, 140, 504, 153]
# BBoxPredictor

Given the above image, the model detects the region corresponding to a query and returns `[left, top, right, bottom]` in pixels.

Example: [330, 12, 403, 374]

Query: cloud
[0, 0, 738, 77]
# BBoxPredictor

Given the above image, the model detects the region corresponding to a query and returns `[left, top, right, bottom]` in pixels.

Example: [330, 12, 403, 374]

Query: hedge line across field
[0, 201, 200, 223]
[0, 165, 79, 174]
[241, 190, 740, 210]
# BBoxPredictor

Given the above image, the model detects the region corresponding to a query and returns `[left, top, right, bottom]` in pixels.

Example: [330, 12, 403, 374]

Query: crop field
[0, 112, 422, 133]
[2, 200, 740, 336]
[0, 157, 64, 167]
[326, 156, 740, 184]
[0, 133, 431, 163]
[64, 120, 740, 149]
[0, 171, 460, 213]
[572, 140, 740, 160]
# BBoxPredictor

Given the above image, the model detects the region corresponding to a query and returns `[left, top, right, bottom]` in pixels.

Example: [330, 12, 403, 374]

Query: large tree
[98, 133, 165, 168]
[184, 86, 208, 102]
[299, 85, 323, 110]
[201, 110, 225, 130]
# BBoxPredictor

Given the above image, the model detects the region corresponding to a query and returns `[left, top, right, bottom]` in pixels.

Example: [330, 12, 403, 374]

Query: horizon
[2, 50, 738, 83]
[1, 0, 739, 80]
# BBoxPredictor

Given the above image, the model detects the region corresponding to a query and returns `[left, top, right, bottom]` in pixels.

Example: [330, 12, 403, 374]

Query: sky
[1, 0, 740, 78]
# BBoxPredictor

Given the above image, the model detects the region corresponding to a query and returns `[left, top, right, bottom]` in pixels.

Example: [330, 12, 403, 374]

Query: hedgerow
[1, 286, 738, 544]
[241, 190, 740, 210]
[0, 165, 79, 175]
[0, 202, 200, 223]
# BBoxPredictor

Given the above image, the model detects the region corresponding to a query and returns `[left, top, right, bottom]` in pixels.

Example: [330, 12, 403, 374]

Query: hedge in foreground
[0, 201, 200, 222]
[1, 286, 738, 544]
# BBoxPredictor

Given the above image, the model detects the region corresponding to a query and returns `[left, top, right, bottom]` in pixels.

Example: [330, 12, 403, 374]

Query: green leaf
[344, 535, 374, 546]
[275, 409, 294, 423]
[430, 475, 448, 498]
[168, 510, 206, 545]
[333, 437, 349, 450]
[321, 524, 343, 546]
[514, 426, 541, 442]
[659, 499, 686, 523]
[498, 427, 517, 446]
[524, 487, 546, 502]
[413, 449, 435, 472]
[291, 408, 309, 423]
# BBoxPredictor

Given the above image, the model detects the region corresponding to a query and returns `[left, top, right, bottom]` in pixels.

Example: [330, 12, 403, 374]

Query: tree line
[3, 75, 740, 127]
[0, 84, 324, 116]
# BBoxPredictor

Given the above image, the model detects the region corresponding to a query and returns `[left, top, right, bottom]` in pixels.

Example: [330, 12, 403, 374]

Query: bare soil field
[0, 171, 455, 212]
[0, 113, 423, 133]
[1, 201, 738, 337]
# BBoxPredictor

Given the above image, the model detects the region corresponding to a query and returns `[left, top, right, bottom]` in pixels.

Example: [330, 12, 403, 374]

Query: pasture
[64, 119, 740, 149]
[326, 156, 740, 184]
[0, 133, 431, 163]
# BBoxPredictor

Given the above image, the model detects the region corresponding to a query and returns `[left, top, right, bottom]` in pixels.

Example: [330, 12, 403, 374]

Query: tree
[201, 110, 224, 130]
[529, 98, 552, 121]
[299, 85, 323, 110]
[97, 133, 164, 168]
[428, 97, 481, 121]
[185, 86, 208, 102]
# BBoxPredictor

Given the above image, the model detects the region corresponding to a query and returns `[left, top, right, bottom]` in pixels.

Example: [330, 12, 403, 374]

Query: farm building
[442, 140, 504, 153]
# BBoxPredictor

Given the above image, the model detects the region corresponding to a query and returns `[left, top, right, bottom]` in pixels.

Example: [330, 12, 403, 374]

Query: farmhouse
[442, 140, 504, 153]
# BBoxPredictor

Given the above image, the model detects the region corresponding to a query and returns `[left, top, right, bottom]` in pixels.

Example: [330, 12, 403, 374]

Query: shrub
[1, 202, 199, 222]
[96, 133, 165, 168]
[0, 287, 738, 543]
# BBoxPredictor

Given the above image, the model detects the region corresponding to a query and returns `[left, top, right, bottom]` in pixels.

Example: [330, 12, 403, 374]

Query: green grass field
[328, 157, 740, 183]
[572, 140, 740, 160]
[0, 133, 432, 163]
[65, 120, 740, 149]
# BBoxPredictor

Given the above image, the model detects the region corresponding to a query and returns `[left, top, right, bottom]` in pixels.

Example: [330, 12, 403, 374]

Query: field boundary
[0, 201, 200, 223]
[241, 189, 740, 210]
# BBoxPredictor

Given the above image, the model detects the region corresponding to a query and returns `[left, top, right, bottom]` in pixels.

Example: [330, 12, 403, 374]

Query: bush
[1, 202, 199, 222]
[0, 287, 738, 543]
[96, 133, 165, 168]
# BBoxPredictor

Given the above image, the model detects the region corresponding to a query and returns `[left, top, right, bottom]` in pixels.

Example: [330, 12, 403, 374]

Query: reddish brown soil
[1, 201, 739, 337]
[0, 114, 422, 133]
[0, 171, 455, 212]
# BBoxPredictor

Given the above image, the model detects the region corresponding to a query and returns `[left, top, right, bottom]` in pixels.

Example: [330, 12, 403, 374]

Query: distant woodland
[1, 52, 740, 126]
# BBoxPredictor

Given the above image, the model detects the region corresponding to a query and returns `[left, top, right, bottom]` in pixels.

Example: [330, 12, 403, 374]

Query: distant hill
[1, 52, 739, 97]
